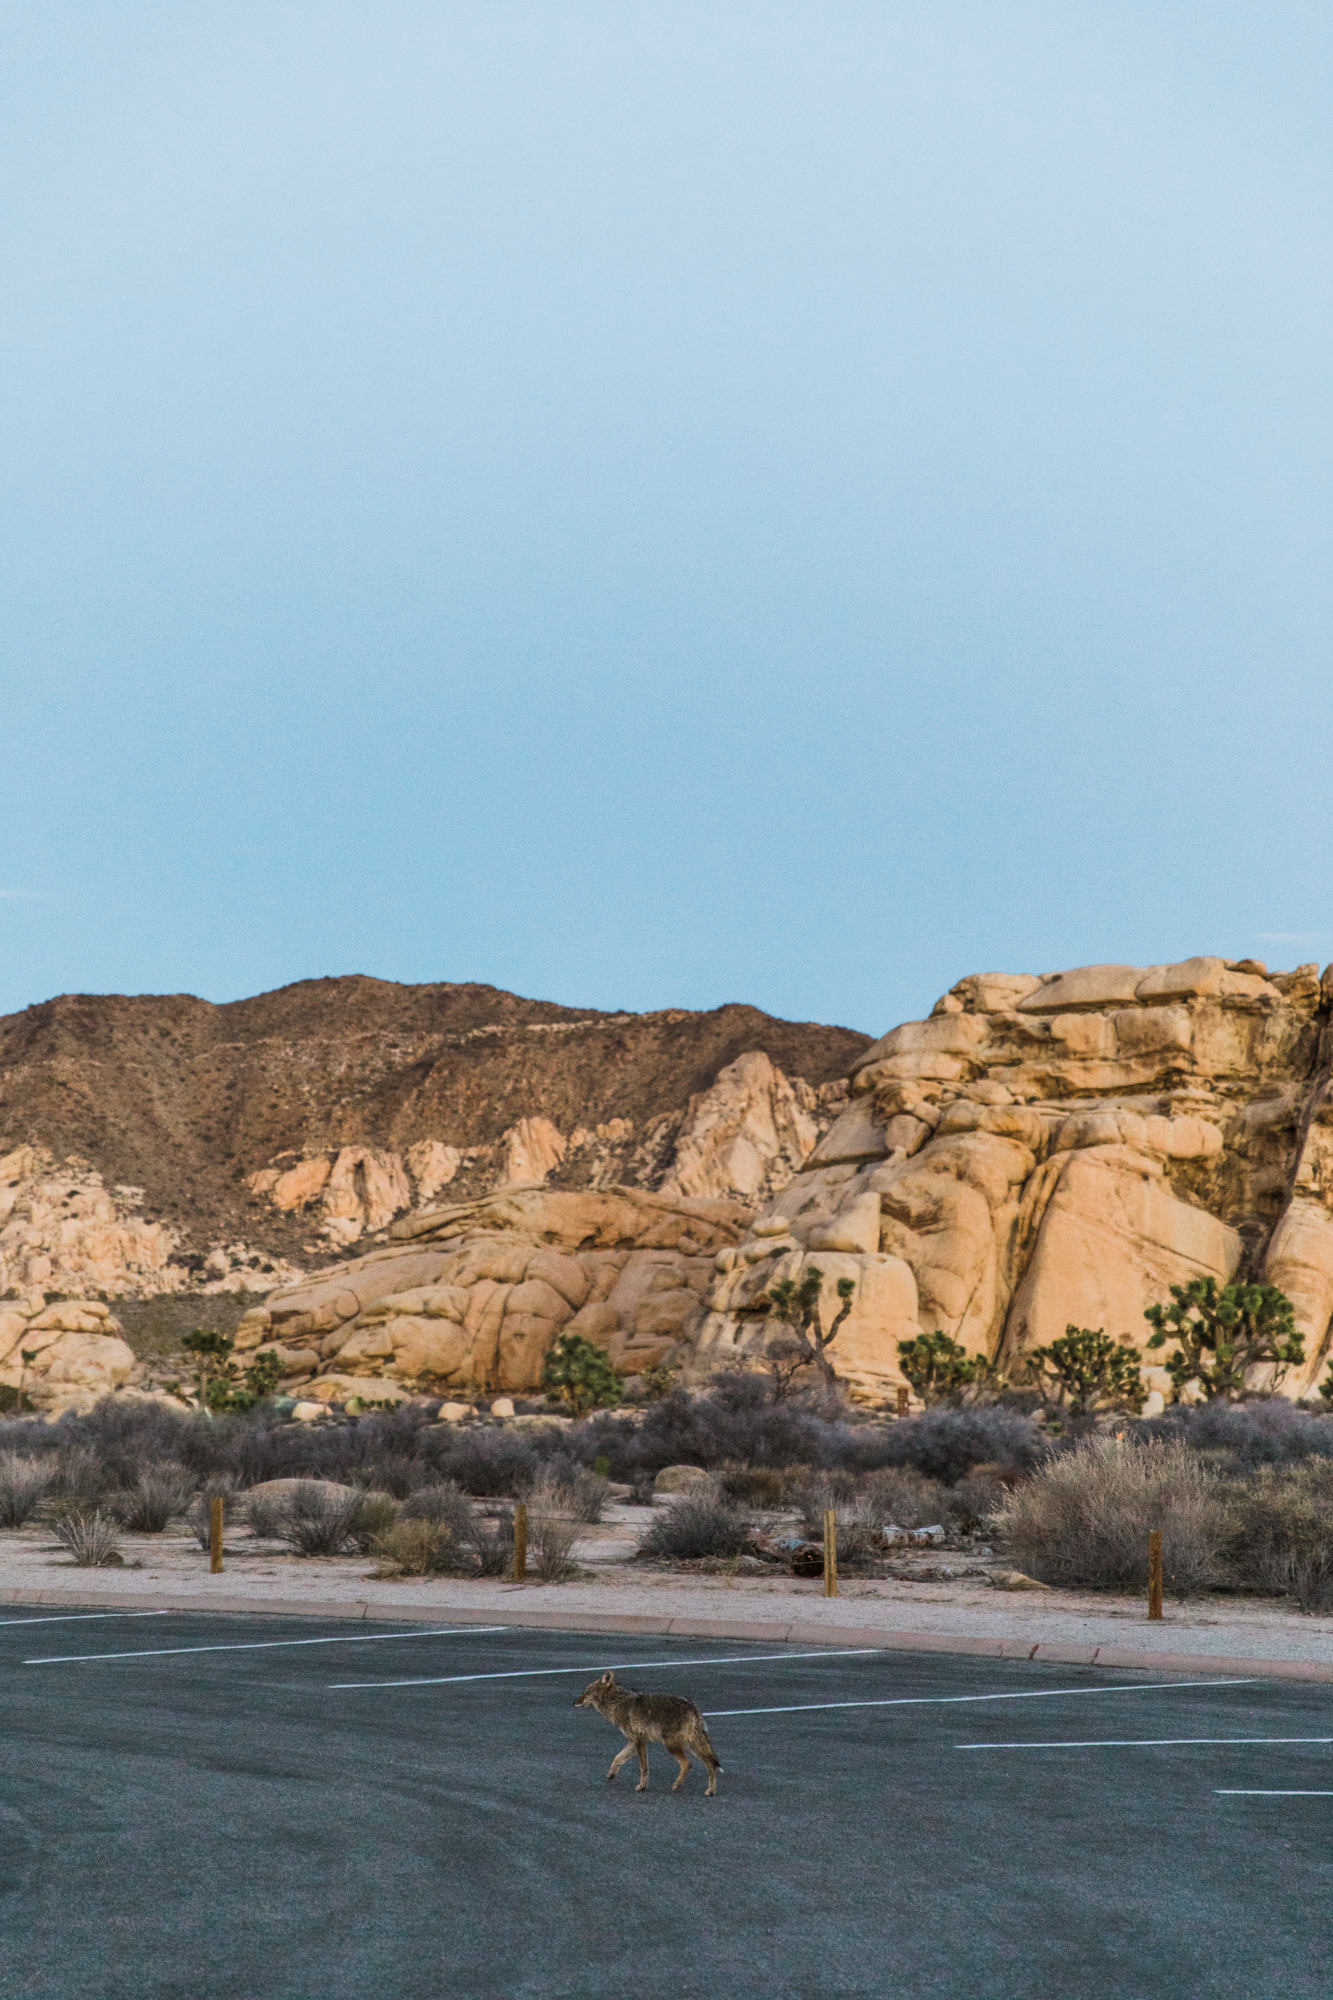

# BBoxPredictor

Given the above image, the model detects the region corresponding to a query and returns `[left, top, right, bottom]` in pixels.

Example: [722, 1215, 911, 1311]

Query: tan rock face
[234, 1186, 750, 1395]
[0, 1293, 135, 1410]
[692, 956, 1333, 1400]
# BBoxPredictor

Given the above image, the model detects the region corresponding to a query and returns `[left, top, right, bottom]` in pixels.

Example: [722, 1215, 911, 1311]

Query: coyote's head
[574, 1670, 618, 1710]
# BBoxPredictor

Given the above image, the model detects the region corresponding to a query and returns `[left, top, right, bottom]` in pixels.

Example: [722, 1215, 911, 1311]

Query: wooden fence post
[823, 1508, 838, 1597]
[1148, 1527, 1163, 1620]
[513, 1501, 528, 1583]
[210, 1496, 224, 1575]
[896, 1386, 909, 1419]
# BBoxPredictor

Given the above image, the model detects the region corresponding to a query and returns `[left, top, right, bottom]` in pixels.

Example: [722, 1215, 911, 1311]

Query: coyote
[574, 1670, 723, 1795]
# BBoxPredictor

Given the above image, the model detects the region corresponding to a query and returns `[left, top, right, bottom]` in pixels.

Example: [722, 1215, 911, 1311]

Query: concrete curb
[4, 1584, 1331, 1682]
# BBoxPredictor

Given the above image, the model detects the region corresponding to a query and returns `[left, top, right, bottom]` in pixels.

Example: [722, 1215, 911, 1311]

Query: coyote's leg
[633, 1738, 650, 1791]
[700, 1753, 720, 1797]
[606, 1742, 637, 1784]
[669, 1747, 693, 1792]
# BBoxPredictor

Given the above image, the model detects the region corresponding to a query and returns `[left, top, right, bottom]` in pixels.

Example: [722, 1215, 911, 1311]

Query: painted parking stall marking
[957, 1734, 1333, 1751]
[330, 1646, 881, 1691]
[703, 1678, 1258, 1718]
[24, 1625, 508, 1665]
[0, 1610, 172, 1628]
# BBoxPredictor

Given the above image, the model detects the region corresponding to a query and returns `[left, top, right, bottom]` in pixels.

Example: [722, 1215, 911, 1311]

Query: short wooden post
[896, 1385, 909, 1419]
[823, 1508, 838, 1597]
[209, 1496, 224, 1575]
[1148, 1527, 1163, 1620]
[513, 1501, 528, 1583]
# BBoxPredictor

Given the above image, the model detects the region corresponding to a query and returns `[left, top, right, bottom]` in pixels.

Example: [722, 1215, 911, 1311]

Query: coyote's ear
[600, 1671, 615, 1685]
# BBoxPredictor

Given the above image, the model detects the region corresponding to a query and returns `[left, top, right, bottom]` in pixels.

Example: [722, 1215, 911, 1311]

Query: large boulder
[0, 1295, 136, 1411]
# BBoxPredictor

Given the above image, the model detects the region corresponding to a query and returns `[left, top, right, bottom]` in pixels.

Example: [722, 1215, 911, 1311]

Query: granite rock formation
[233, 1185, 749, 1400]
[693, 957, 1333, 1402]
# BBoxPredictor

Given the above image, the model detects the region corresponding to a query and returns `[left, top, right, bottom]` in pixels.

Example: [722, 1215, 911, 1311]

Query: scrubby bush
[111, 1467, 196, 1533]
[999, 1437, 1231, 1596]
[52, 1446, 103, 1506]
[55, 1509, 122, 1566]
[0, 1451, 52, 1527]
[717, 1463, 802, 1508]
[528, 1509, 580, 1582]
[524, 1461, 607, 1522]
[1226, 1465, 1333, 1612]
[347, 1492, 400, 1554]
[637, 1489, 752, 1561]
[370, 1518, 456, 1577]
[862, 1407, 1048, 1484]
[272, 1483, 362, 1557]
[1138, 1399, 1333, 1471]
[441, 1429, 541, 1498]
[466, 1507, 515, 1577]
[946, 1471, 1010, 1534]
[402, 1482, 476, 1537]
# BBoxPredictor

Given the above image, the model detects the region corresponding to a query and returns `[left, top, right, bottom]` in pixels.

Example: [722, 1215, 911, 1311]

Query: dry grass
[0, 1452, 52, 1527]
[55, 1509, 122, 1566]
[111, 1467, 196, 1533]
[636, 1489, 753, 1562]
[998, 1437, 1231, 1597]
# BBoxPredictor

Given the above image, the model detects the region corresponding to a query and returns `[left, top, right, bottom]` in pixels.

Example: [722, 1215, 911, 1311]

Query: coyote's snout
[574, 1670, 723, 1795]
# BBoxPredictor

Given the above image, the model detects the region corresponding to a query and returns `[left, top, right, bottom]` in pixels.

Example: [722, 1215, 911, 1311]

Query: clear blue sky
[2, 3, 1329, 1035]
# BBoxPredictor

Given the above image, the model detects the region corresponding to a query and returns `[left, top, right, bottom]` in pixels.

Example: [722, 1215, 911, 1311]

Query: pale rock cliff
[234, 1186, 749, 1399]
[692, 957, 1333, 1402]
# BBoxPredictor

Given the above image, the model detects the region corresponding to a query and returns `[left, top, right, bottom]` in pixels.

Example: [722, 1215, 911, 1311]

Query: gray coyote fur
[574, 1670, 723, 1794]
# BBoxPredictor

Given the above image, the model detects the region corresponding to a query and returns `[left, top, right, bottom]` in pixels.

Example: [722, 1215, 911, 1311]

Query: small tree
[181, 1329, 284, 1413]
[1144, 1279, 1304, 1402]
[1319, 1363, 1333, 1408]
[896, 1330, 977, 1405]
[1025, 1326, 1146, 1418]
[764, 1267, 855, 1387]
[540, 1331, 623, 1416]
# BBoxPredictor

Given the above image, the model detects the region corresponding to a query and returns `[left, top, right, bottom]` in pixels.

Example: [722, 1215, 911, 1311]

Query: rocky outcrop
[693, 957, 1333, 1402]
[0, 1294, 136, 1411]
[233, 1186, 749, 1397]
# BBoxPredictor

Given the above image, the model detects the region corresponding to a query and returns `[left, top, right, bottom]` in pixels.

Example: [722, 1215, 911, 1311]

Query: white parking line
[24, 1625, 508, 1665]
[958, 1735, 1333, 1751]
[0, 1611, 171, 1628]
[330, 1647, 881, 1690]
[1217, 1790, 1333, 1796]
[703, 1678, 1258, 1718]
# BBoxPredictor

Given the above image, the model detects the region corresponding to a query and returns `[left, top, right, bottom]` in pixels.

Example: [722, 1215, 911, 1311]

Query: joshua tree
[764, 1268, 855, 1387]
[1025, 1326, 1146, 1418]
[540, 1331, 624, 1416]
[1144, 1279, 1303, 1401]
[896, 1330, 977, 1405]
[181, 1328, 283, 1412]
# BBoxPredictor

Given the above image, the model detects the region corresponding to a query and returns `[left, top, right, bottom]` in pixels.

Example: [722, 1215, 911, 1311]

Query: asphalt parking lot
[1, 1609, 1329, 2000]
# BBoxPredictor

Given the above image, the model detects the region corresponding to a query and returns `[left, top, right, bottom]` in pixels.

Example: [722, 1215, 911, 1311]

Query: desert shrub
[717, 1463, 802, 1507]
[272, 1483, 362, 1557]
[441, 1429, 541, 1498]
[1139, 1400, 1333, 1471]
[0, 1451, 52, 1527]
[402, 1482, 477, 1536]
[370, 1518, 457, 1577]
[860, 1467, 948, 1529]
[347, 1492, 400, 1554]
[794, 1469, 946, 1558]
[860, 1407, 1048, 1484]
[1226, 1467, 1333, 1611]
[244, 1489, 290, 1538]
[185, 1477, 244, 1549]
[636, 1490, 752, 1562]
[111, 1467, 196, 1533]
[946, 1472, 1010, 1534]
[582, 1376, 837, 1483]
[528, 1510, 580, 1582]
[55, 1509, 122, 1566]
[51, 1446, 104, 1506]
[999, 1437, 1232, 1596]
[465, 1507, 515, 1577]
[524, 1461, 607, 1522]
